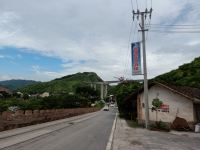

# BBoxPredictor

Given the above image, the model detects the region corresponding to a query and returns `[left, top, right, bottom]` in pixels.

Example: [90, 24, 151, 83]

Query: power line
[146, 26, 200, 29]
[123, 20, 134, 77]
[149, 30, 200, 33]
[148, 24, 200, 27]
[146, 0, 148, 9]
[135, 0, 139, 9]
[130, 0, 134, 10]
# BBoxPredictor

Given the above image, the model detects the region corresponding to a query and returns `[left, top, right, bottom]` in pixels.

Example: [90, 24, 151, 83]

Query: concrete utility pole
[104, 84, 108, 98]
[133, 9, 153, 129]
[100, 83, 104, 100]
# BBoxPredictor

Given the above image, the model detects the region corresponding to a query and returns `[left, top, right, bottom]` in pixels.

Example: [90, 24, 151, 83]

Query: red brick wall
[0, 107, 100, 131]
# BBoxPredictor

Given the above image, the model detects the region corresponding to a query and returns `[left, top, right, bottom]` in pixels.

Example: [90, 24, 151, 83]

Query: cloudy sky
[0, 0, 199, 81]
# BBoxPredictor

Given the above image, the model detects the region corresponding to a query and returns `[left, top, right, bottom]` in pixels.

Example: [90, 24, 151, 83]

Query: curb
[106, 113, 117, 150]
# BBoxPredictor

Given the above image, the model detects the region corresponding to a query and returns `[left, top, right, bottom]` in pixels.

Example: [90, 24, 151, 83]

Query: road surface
[0, 107, 117, 150]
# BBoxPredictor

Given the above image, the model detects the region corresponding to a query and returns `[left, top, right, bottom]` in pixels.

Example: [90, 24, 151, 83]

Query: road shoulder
[112, 116, 200, 150]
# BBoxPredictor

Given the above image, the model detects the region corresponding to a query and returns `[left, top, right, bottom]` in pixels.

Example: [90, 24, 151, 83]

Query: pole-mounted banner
[131, 42, 142, 75]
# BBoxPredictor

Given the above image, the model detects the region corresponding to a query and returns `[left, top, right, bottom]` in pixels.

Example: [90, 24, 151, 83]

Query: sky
[0, 0, 199, 81]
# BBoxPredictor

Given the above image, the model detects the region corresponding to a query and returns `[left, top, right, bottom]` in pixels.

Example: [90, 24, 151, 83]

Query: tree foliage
[110, 82, 141, 119]
[0, 94, 90, 112]
[155, 57, 200, 88]
[75, 86, 99, 103]
[152, 98, 163, 123]
[152, 98, 163, 109]
[20, 72, 102, 95]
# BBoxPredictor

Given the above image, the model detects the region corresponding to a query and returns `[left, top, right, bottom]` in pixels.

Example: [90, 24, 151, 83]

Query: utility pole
[133, 8, 152, 128]
[100, 83, 104, 100]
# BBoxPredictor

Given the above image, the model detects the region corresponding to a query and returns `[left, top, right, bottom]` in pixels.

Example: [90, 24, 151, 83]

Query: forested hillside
[0, 80, 39, 91]
[155, 57, 200, 88]
[20, 72, 103, 94]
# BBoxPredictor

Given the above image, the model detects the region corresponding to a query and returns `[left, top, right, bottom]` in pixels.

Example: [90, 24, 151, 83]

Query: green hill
[0, 80, 39, 91]
[20, 72, 103, 94]
[155, 57, 200, 88]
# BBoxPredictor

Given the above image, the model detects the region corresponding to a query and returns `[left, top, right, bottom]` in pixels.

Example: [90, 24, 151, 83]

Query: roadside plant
[152, 98, 163, 123]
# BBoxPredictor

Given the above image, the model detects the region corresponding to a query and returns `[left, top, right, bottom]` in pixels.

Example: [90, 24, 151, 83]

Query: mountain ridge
[19, 72, 103, 94]
[0, 79, 40, 91]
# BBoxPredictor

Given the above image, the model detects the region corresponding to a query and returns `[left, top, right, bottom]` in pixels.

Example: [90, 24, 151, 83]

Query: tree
[75, 86, 99, 103]
[152, 98, 163, 123]
[23, 93, 29, 100]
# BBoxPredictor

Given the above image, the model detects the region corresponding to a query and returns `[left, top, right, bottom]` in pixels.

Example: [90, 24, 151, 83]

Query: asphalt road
[1, 107, 117, 150]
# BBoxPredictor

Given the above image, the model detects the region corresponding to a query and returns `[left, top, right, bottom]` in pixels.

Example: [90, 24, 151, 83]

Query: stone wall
[0, 107, 100, 131]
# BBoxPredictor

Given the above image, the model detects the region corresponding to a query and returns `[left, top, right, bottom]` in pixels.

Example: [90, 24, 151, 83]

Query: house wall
[138, 85, 194, 124]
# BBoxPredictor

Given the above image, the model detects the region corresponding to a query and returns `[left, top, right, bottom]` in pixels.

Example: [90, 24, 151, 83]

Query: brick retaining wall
[0, 107, 100, 131]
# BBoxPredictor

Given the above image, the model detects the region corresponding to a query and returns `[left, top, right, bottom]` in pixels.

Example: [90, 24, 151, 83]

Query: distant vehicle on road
[103, 106, 109, 111]
[110, 103, 115, 107]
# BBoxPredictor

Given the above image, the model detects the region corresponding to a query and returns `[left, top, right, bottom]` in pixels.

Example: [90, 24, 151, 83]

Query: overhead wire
[146, 26, 200, 29]
[130, 0, 134, 10]
[123, 0, 135, 78]
[135, 0, 139, 10]
[149, 24, 200, 27]
[145, 0, 153, 44]
[149, 30, 200, 33]
[128, 21, 138, 79]
[147, 23, 200, 34]
[123, 20, 134, 77]
[124, 0, 141, 79]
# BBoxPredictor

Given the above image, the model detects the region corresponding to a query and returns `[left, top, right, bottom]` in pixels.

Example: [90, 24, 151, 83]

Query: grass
[126, 120, 140, 128]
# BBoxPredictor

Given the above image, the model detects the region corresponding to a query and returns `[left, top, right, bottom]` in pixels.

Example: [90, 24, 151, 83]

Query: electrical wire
[130, 0, 134, 10]
[146, 0, 148, 9]
[135, 0, 139, 10]
[123, 20, 134, 77]
[149, 30, 200, 33]
[146, 26, 200, 29]
[148, 24, 200, 27]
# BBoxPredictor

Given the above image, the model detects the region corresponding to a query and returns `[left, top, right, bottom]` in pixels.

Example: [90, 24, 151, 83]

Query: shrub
[149, 121, 170, 132]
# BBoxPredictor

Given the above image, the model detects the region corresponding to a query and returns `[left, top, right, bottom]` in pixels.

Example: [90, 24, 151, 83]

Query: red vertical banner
[131, 42, 142, 75]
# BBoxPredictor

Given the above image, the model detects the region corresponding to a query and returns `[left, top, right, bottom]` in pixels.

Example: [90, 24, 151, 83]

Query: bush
[149, 121, 170, 132]
[95, 100, 105, 108]
[0, 94, 91, 112]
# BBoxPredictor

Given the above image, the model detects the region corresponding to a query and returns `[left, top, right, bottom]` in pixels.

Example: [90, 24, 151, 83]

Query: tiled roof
[125, 81, 200, 101]
[156, 82, 200, 100]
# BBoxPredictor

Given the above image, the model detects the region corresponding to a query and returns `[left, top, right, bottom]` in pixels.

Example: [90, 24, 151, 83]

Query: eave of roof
[125, 81, 200, 102]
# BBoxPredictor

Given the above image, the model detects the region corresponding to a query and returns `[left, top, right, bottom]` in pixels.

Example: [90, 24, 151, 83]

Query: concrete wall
[0, 107, 100, 131]
[138, 85, 194, 124]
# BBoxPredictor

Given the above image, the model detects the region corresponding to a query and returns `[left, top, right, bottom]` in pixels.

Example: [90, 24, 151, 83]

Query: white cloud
[187, 41, 200, 46]
[0, 55, 5, 58]
[0, 0, 199, 81]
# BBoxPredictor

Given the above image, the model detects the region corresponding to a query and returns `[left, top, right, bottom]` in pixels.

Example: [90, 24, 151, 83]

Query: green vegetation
[20, 72, 102, 94]
[0, 72, 103, 112]
[149, 121, 170, 132]
[110, 82, 141, 119]
[0, 94, 91, 112]
[75, 85, 99, 103]
[155, 57, 200, 88]
[95, 100, 105, 109]
[126, 120, 139, 128]
[0, 80, 39, 91]
[152, 98, 163, 123]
